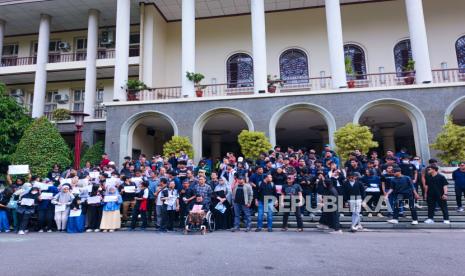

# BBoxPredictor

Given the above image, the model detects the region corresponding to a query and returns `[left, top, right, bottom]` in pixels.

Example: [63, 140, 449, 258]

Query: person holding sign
[16, 186, 40, 235]
[130, 182, 150, 231]
[86, 185, 103, 232]
[52, 185, 74, 232]
[38, 184, 59, 233]
[118, 176, 137, 224]
[0, 188, 13, 232]
[67, 196, 85, 233]
[100, 186, 122, 232]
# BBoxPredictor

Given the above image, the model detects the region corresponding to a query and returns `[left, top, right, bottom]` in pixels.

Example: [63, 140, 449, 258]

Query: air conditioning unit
[54, 94, 69, 104]
[100, 30, 114, 45]
[10, 88, 24, 97]
[58, 41, 71, 52]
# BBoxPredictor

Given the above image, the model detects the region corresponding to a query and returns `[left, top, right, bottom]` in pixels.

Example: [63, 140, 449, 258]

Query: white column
[380, 128, 396, 153]
[113, 0, 131, 101]
[405, 0, 432, 83]
[325, 0, 347, 88]
[83, 9, 99, 118]
[32, 14, 51, 118]
[251, 0, 268, 94]
[210, 134, 222, 160]
[182, 0, 195, 97]
[141, 4, 155, 87]
[0, 20, 5, 61]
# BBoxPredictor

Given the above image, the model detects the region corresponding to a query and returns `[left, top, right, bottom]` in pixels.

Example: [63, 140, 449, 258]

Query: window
[2, 44, 19, 56]
[72, 89, 85, 112]
[279, 49, 309, 85]
[456, 36, 465, 73]
[394, 39, 412, 77]
[74, 37, 87, 61]
[129, 33, 140, 57]
[44, 91, 58, 114]
[344, 44, 367, 79]
[32, 40, 61, 63]
[227, 53, 254, 88]
[96, 88, 104, 103]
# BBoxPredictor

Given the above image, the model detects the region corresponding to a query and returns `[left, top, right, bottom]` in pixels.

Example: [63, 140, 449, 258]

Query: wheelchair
[183, 210, 215, 235]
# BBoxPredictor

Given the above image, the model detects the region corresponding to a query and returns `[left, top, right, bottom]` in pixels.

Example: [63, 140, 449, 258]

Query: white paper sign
[69, 209, 82, 217]
[54, 204, 66, 212]
[131, 177, 143, 185]
[87, 196, 101, 204]
[89, 172, 100, 179]
[124, 186, 136, 193]
[86, 185, 94, 193]
[71, 188, 81, 194]
[40, 193, 53, 200]
[8, 165, 29, 175]
[20, 198, 34, 206]
[39, 183, 52, 191]
[106, 178, 120, 187]
[104, 195, 117, 202]
[78, 179, 89, 186]
[60, 178, 72, 185]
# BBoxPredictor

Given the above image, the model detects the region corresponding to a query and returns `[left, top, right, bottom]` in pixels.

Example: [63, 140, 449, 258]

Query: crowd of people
[0, 144, 464, 235]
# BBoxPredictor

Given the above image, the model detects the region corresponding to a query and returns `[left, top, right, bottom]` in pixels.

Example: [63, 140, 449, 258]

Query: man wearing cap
[386, 167, 419, 225]
[231, 175, 253, 232]
[453, 162, 465, 212]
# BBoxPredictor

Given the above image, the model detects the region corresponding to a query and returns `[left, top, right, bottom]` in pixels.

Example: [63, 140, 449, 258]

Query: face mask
[403, 161, 409, 164]
[349, 181, 355, 185]
[31, 191, 38, 195]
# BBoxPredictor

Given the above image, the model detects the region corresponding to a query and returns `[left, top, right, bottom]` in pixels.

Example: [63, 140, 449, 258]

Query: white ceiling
[0, 0, 382, 36]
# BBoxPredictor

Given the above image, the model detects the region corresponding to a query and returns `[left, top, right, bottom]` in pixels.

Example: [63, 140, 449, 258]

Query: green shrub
[125, 79, 148, 90]
[0, 83, 32, 174]
[431, 117, 465, 165]
[80, 141, 104, 167]
[334, 123, 378, 161]
[11, 117, 71, 177]
[238, 130, 272, 160]
[52, 108, 71, 121]
[163, 136, 194, 158]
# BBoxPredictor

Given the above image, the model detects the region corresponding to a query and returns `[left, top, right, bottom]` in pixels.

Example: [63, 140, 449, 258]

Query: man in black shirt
[386, 167, 419, 225]
[255, 174, 277, 232]
[280, 175, 304, 232]
[424, 166, 450, 224]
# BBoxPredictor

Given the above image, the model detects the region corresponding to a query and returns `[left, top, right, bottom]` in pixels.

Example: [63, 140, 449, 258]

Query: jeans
[156, 205, 163, 227]
[166, 210, 176, 230]
[456, 185, 464, 208]
[349, 199, 362, 227]
[257, 200, 274, 230]
[0, 210, 9, 231]
[393, 193, 418, 221]
[233, 203, 251, 229]
[282, 206, 303, 229]
[18, 212, 32, 231]
[427, 194, 449, 220]
[38, 208, 55, 231]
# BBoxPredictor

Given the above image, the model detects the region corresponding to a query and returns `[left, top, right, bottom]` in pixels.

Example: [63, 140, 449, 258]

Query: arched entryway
[269, 103, 337, 152]
[446, 96, 465, 126]
[193, 108, 254, 162]
[354, 99, 430, 160]
[120, 111, 178, 162]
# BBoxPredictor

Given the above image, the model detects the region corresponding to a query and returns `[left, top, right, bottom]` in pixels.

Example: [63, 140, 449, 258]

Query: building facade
[1, 0, 464, 164]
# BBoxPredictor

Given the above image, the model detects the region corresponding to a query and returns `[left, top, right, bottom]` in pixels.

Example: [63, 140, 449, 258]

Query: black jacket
[342, 180, 366, 202]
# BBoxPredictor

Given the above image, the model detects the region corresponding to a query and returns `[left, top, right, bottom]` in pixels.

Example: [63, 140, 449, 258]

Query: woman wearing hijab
[16, 185, 40, 235]
[52, 184, 74, 232]
[317, 179, 342, 234]
[212, 178, 232, 230]
[100, 186, 123, 232]
[67, 195, 85, 233]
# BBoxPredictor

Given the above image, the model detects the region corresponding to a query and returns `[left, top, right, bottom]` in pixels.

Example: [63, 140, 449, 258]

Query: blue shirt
[453, 169, 465, 188]
[147, 178, 159, 199]
[103, 195, 123, 211]
[38, 186, 59, 210]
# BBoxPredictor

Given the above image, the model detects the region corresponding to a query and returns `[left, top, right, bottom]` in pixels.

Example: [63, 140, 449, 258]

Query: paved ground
[1, 229, 464, 276]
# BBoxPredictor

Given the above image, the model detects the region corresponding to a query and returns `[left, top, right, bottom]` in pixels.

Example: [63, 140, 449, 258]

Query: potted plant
[345, 56, 356, 88]
[52, 108, 71, 121]
[186, 72, 205, 97]
[403, 59, 416, 85]
[124, 80, 148, 101]
[267, 75, 281, 93]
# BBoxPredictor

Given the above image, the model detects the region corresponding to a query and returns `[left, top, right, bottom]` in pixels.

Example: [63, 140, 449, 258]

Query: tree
[80, 141, 105, 167]
[431, 117, 465, 165]
[238, 130, 272, 160]
[163, 136, 194, 159]
[0, 83, 32, 173]
[334, 123, 378, 160]
[11, 117, 71, 177]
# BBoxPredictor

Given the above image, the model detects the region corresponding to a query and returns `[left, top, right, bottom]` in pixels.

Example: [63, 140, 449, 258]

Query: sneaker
[377, 213, 384, 218]
[267, 228, 273, 232]
[38, 229, 44, 233]
[339, 213, 345, 217]
[444, 220, 450, 224]
[411, 220, 418, 225]
[309, 213, 316, 220]
[457, 207, 464, 212]
[25, 230, 29, 233]
[329, 230, 343, 234]
[18, 230, 25, 235]
[351, 226, 358, 232]
[415, 204, 422, 209]
[296, 228, 303, 232]
[102, 230, 108, 233]
[86, 229, 93, 233]
[367, 213, 373, 218]
[47, 230, 53, 233]
[424, 219, 435, 224]
[316, 224, 329, 230]
[387, 219, 399, 224]
[281, 228, 288, 232]
[109, 229, 115, 232]
[245, 228, 251, 232]
[94, 229, 100, 232]
[5, 230, 11, 233]
[231, 228, 239, 232]
[356, 225, 364, 231]
[255, 228, 262, 232]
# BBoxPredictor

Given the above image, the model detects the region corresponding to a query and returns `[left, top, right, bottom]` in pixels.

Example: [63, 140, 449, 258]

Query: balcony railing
[432, 68, 465, 83]
[1, 56, 36, 66]
[94, 104, 106, 119]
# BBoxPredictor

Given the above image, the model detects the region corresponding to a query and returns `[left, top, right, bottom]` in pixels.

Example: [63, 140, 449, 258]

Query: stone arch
[353, 98, 430, 161]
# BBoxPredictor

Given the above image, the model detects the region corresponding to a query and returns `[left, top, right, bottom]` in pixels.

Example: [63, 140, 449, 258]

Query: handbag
[7, 197, 18, 209]
[215, 202, 226, 214]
